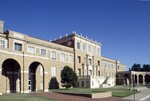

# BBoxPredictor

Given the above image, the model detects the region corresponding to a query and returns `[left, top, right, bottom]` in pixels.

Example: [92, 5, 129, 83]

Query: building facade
[0, 20, 126, 94]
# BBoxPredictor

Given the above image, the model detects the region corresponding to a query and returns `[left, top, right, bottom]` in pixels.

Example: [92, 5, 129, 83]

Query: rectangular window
[88, 45, 91, 52]
[111, 64, 113, 69]
[77, 42, 80, 49]
[14, 43, 22, 51]
[51, 67, 56, 76]
[97, 48, 99, 54]
[89, 59, 92, 65]
[51, 51, 56, 60]
[0, 40, 5, 48]
[61, 53, 65, 61]
[78, 69, 81, 76]
[41, 49, 46, 55]
[108, 63, 110, 68]
[28, 46, 35, 53]
[98, 61, 100, 66]
[78, 56, 81, 63]
[83, 44, 86, 51]
[68, 55, 73, 63]
[98, 71, 100, 76]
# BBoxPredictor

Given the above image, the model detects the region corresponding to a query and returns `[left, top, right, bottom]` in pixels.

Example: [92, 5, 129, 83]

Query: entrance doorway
[2, 59, 21, 93]
[28, 62, 44, 92]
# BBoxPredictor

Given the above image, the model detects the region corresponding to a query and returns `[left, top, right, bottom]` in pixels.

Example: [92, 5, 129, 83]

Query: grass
[51, 86, 139, 97]
[0, 93, 55, 101]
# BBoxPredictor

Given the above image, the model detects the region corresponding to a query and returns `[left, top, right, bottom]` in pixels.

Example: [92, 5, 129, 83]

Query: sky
[0, 0, 150, 69]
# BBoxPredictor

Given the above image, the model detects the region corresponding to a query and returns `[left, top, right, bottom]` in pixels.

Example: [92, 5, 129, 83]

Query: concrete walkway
[123, 88, 150, 101]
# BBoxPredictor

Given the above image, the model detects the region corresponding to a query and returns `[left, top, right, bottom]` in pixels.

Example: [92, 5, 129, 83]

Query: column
[143, 75, 145, 85]
[44, 72, 49, 92]
[137, 75, 139, 85]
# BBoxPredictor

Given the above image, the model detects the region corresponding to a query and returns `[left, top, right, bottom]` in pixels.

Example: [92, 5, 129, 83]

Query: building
[0, 20, 126, 94]
[116, 71, 150, 85]
[52, 33, 126, 88]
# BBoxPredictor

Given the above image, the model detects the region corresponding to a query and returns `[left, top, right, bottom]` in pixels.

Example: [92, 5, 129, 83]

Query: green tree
[143, 64, 150, 71]
[131, 63, 141, 71]
[61, 66, 78, 89]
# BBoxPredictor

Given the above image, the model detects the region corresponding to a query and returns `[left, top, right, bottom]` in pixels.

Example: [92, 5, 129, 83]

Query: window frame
[51, 51, 56, 60]
[14, 42, 22, 51]
[40, 48, 47, 56]
[0, 39, 6, 48]
[27, 46, 35, 53]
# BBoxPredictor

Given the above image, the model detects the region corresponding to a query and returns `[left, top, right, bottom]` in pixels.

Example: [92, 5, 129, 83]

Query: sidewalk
[123, 88, 150, 101]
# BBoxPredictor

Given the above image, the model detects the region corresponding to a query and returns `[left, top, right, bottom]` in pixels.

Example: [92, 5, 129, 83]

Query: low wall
[91, 92, 112, 98]
[55, 91, 112, 99]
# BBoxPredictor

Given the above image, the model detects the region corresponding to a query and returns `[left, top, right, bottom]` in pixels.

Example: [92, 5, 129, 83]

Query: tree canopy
[131, 63, 150, 72]
[61, 66, 78, 89]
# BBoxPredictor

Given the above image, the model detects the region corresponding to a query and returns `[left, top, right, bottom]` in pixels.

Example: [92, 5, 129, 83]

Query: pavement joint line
[140, 94, 150, 101]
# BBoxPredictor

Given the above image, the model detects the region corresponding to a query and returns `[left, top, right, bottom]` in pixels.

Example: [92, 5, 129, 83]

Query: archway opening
[2, 59, 21, 93]
[28, 62, 44, 92]
[145, 74, 150, 85]
[135, 74, 137, 84]
[139, 75, 143, 84]
[124, 74, 130, 85]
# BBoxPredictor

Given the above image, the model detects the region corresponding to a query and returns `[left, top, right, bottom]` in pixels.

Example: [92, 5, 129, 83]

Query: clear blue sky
[0, 0, 150, 69]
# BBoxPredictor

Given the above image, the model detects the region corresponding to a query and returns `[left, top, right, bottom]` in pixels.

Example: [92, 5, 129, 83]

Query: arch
[134, 74, 137, 84]
[28, 62, 45, 92]
[2, 58, 21, 93]
[145, 74, 150, 85]
[139, 74, 143, 84]
[124, 74, 130, 85]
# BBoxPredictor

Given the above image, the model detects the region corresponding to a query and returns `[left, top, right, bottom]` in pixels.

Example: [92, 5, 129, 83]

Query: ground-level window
[51, 67, 56, 76]
[81, 81, 84, 87]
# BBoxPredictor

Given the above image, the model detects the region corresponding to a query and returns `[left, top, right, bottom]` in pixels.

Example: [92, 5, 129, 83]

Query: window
[61, 53, 65, 61]
[51, 51, 56, 60]
[98, 61, 100, 66]
[88, 45, 91, 52]
[14, 43, 22, 51]
[41, 49, 46, 55]
[78, 69, 81, 76]
[60, 67, 63, 72]
[78, 56, 81, 63]
[104, 62, 107, 68]
[51, 67, 56, 76]
[98, 71, 100, 76]
[0, 40, 5, 48]
[77, 42, 80, 49]
[68, 55, 73, 63]
[83, 44, 86, 51]
[28, 46, 35, 53]
[89, 59, 92, 65]
[111, 64, 113, 69]
[108, 63, 110, 68]
[97, 48, 99, 54]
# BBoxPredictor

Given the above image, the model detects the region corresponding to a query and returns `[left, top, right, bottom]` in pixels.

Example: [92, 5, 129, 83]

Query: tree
[61, 66, 78, 89]
[143, 64, 150, 71]
[131, 63, 141, 71]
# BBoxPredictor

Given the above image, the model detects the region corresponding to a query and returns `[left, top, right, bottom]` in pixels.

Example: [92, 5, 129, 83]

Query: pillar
[143, 75, 145, 85]
[44, 72, 49, 92]
[137, 75, 139, 85]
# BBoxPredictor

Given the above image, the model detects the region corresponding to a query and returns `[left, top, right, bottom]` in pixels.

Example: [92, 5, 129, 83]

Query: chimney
[0, 20, 4, 33]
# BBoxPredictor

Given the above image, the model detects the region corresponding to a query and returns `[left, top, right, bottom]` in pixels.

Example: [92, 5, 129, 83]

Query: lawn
[0, 93, 55, 101]
[51, 86, 139, 97]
